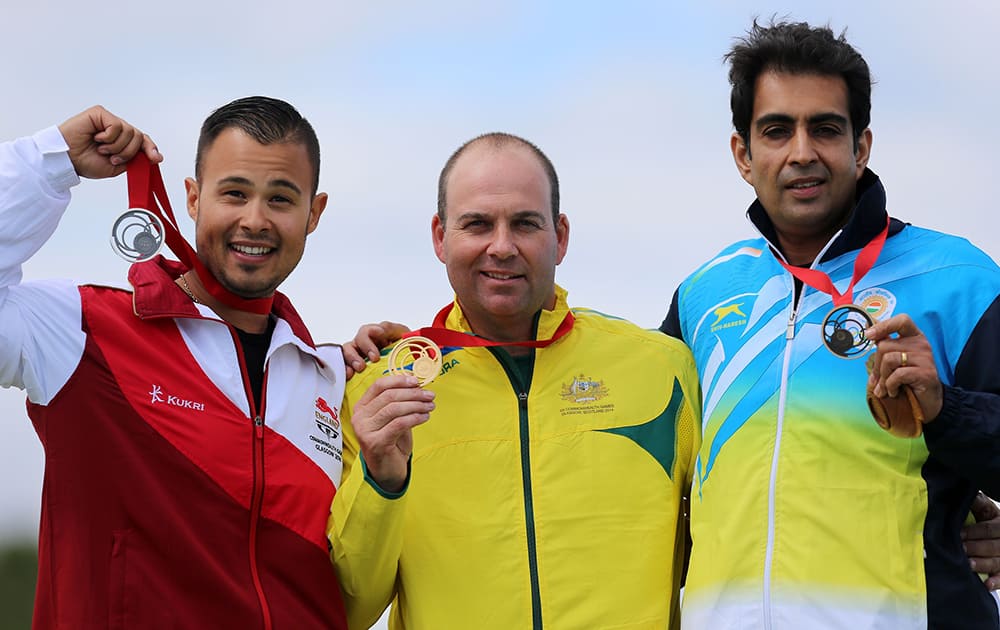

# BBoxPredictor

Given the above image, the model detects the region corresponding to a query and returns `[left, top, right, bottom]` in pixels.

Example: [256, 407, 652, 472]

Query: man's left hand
[864, 314, 943, 422]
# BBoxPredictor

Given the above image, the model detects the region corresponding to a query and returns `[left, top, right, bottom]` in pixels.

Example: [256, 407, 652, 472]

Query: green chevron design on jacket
[598, 377, 683, 479]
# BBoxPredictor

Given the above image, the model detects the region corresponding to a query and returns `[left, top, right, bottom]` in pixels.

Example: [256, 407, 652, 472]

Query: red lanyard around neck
[777, 216, 889, 307]
[403, 302, 575, 349]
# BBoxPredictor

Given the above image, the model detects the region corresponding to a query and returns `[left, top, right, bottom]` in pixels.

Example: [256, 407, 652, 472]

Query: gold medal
[387, 336, 443, 386]
[821, 304, 874, 359]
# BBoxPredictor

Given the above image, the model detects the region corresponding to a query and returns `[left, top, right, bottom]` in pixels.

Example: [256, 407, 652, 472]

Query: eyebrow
[754, 112, 849, 129]
[456, 209, 548, 223]
[512, 210, 549, 225]
[217, 176, 302, 196]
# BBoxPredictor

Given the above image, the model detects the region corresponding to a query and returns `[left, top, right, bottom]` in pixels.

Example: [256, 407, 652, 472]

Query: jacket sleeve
[0, 126, 78, 288]
[659, 287, 684, 341]
[0, 127, 87, 404]
[671, 340, 701, 601]
[327, 380, 409, 629]
[924, 294, 1000, 497]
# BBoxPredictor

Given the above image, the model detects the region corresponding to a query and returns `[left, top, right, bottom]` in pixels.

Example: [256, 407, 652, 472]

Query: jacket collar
[444, 284, 572, 342]
[747, 168, 906, 265]
[128, 256, 316, 348]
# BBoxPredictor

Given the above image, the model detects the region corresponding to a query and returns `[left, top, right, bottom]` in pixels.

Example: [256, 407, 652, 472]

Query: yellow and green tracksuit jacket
[329, 286, 701, 630]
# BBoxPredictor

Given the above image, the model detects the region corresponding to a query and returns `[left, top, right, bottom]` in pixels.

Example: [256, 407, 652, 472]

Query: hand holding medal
[865, 353, 925, 438]
[350, 368, 437, 494]
[54, 107, 165, 263]
[775, 217, 940, 437]
[863, 313, 944, 438]
[348, 301, 574, 491]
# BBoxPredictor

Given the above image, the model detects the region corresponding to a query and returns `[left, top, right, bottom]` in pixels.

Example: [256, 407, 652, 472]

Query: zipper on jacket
[785, 306, 797, 340]
[248, 413, 273, 630]
[490, 348, 543, 630]
[763, 303, 798, 629]
[517, 390, 543, 630]
[231, 328, 274, 630]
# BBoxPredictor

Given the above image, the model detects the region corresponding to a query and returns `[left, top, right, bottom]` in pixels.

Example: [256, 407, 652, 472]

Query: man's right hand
[58, 105, 162, 179]
[964, 492, 1000, 590]
[350, 374, 434, 493]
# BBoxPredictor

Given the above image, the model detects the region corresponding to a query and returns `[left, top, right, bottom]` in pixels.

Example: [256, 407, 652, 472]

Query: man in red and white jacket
[0, 98, 349, 629]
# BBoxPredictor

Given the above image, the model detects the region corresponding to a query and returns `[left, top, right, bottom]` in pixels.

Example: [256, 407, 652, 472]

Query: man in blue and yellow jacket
[662, 20, 1000, 629]
[329, 133, 701, 629]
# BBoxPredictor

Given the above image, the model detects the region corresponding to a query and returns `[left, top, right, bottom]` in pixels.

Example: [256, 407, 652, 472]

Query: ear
[184, 177, 200, 221]
[855, 128, 873, 178]
[554, 214, 570, 265]
[431, 214, 446, 263]
[731, 132, 753, 185]
[305, 192, 328, 235]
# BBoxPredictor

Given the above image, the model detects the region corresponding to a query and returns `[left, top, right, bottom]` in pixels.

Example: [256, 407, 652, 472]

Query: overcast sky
[2, 0, 997, 587]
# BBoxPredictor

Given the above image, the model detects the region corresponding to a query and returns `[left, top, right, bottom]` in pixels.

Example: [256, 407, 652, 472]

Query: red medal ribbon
[777, 216, 889, 307]
[404, 302, 575, 349]
[126, 154, 273, 314]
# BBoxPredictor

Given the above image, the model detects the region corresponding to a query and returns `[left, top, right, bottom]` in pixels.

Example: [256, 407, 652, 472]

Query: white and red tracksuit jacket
[0, 127, 348, 629]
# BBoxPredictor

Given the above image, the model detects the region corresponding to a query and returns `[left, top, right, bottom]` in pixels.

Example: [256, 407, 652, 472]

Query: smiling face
[185, 127, 327, 298]
[733, 71, 871, 264]
[432, 141, 569, 342]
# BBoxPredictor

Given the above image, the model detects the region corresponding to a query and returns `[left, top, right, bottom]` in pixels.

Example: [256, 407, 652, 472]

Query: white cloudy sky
[1, 0, 997, 601]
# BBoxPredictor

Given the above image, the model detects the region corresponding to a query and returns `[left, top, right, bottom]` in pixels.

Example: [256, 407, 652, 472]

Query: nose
[486, 225, 517, 259]
[788, 128, 818, 166]
[239, 199, 271, 233]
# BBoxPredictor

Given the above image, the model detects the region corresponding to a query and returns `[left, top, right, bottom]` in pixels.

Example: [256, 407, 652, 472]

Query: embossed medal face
[822, 304, 875, 359]
[110, 208, 165, 262]
[387, 336, 443, 386]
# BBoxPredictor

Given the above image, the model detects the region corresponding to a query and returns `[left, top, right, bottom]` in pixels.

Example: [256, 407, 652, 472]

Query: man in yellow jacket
[328, 132, 701, 629]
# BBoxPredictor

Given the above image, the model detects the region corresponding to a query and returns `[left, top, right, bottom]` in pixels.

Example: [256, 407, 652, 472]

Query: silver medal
[110, 208, 165, 263]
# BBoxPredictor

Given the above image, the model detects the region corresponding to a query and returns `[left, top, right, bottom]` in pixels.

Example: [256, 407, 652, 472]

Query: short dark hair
[195, 96, 321, 195]
[726, 19, 872, 152]
[437, 132, 560, 223]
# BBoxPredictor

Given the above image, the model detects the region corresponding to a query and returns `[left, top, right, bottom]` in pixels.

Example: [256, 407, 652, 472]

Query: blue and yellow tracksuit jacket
[330, 286, 701, 629]
[663, 170, 1000, 629]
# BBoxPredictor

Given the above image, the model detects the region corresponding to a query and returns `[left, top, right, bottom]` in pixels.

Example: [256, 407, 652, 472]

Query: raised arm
[0, 107, 159, 402]
[58, 105, 161, 178]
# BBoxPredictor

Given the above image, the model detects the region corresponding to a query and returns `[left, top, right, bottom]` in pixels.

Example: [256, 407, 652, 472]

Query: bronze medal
[821, 304, 874, 359]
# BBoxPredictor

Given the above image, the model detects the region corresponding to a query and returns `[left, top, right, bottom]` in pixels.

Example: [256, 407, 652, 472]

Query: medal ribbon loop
[777, 216, 889, 307]
[404, 302, 575, 349]
[126, 154, 273, 314]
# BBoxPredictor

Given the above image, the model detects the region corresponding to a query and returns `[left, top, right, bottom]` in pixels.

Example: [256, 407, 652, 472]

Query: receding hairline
[437, 132, 560, 222]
